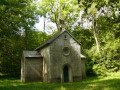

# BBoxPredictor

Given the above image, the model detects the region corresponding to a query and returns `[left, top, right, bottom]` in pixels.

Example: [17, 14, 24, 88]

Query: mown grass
[1, 72, 120, 90]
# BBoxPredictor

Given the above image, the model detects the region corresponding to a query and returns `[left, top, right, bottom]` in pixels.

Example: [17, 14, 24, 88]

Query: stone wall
[49, 32, 82, 82]
[24, 57, 43, 82]
[39, 46, 51, 82]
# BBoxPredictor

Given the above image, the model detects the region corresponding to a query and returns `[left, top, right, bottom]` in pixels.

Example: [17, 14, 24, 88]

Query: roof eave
[35, 30, 82, 51]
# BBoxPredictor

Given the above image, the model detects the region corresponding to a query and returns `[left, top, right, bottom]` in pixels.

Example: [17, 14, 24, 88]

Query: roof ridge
[35, 30, 81, 51]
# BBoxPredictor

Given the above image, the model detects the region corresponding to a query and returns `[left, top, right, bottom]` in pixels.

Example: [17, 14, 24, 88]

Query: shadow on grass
[0, 76, 120, 90]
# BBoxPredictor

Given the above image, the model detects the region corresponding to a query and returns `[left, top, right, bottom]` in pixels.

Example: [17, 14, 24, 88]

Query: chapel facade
[21, 30, 86, 83]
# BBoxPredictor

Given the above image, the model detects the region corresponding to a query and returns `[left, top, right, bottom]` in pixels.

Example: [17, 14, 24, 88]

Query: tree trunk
[25, 29, 27, 50]
[92, 15, 101, 56]
[43, 16, 46, 32]
[93, 29, 100, 52]
[43, 16, 46, 42]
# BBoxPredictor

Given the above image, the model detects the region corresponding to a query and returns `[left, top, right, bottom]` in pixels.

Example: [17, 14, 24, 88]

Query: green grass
[1, 72, 120, 90]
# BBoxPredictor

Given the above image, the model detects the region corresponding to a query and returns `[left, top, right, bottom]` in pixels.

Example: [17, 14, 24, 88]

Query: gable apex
[35, 30, 81, 51]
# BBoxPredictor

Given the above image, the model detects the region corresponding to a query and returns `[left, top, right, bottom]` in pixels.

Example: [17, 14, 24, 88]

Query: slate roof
[35, 30, 81, 51]
[23, 51, 42, 58]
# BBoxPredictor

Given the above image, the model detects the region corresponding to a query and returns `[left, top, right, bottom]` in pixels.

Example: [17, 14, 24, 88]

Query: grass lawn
[0, 72, 120, 90]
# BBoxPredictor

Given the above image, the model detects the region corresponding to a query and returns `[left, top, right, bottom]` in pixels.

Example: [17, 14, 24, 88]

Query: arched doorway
[63, 65, 69, 82]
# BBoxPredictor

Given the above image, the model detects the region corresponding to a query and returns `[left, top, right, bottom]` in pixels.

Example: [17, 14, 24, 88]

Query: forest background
[0, 0, 120, 77]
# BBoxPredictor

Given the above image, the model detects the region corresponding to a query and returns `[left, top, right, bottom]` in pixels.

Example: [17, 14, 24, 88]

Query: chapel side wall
[38, 46, 51, 83]
[49, 32, 82, 82]
[24, 57, 43, 82]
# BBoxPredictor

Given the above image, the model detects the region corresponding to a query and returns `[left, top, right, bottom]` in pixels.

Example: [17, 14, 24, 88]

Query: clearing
[0, 72, 120, 90]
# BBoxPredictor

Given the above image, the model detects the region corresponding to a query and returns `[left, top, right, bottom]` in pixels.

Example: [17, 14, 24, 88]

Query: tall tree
[0, 0, 38, 75]
[37, 0, 80, 32]
[78, 0, 120, 75]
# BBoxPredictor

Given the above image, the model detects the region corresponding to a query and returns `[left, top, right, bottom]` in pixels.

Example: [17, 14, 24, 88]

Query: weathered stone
[21, 30, 86, 83]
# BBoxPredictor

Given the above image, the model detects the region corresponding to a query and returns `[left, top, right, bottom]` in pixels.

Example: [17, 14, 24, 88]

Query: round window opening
[63, 47, 70, 56]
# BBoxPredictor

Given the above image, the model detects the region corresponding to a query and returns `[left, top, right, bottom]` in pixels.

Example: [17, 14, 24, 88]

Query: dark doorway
[63, 66, 69, 82]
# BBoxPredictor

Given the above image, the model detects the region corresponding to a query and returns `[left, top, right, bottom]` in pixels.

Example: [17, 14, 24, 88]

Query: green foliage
[72, 28, 94, 50]
[0, 30, 50, 76]
[0, 35, 24, 76]
[0, 0, 50, 76]
[86, 34, 120, 76]
[72, 28, 96, 76]
[27, 30, 51, 50]
[37, 0, 80, 31]
[77, 0, 120, 76]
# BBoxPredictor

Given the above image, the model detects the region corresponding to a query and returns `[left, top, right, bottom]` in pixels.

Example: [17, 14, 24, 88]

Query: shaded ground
[0, 72, 120, 90]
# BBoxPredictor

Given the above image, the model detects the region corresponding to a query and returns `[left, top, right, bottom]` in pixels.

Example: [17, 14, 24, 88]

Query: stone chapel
[21, 30, 86, 83]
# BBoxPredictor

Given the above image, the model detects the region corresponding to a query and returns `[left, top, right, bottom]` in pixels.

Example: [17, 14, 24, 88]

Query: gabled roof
[35, 30, 81, 51]
[23, 51, 42, 58]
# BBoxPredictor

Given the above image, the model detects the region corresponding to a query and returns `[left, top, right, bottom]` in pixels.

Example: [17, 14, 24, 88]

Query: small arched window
[64, 35, 67, 39]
